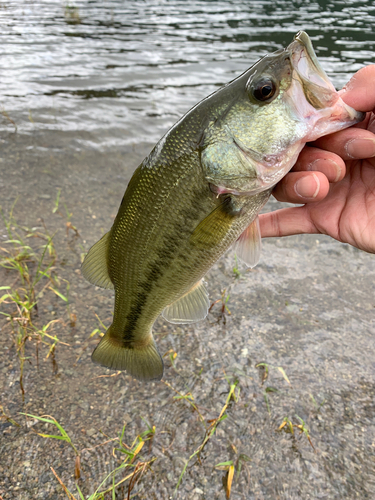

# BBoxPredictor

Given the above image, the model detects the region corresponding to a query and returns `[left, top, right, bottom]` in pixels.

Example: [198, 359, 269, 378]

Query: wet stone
[39, 471, 51, 484]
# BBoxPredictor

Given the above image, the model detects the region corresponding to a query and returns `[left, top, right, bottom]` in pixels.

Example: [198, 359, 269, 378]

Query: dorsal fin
[81, 232, 114, 289]
[234, 215, 261, 268]
[162, 279, 209, 324]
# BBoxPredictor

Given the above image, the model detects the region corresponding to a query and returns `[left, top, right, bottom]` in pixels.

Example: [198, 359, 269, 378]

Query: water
[1, 1, 375, 499]
[1, 0, 374, 148]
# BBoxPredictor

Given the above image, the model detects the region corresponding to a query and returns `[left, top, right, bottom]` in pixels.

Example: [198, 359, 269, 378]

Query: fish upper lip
[292, 31, 321, 70]
[288, 31, 335, 91]
[293, 31, 321, 69]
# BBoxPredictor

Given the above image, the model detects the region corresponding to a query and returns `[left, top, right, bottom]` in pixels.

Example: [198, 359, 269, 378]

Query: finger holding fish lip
[312, 128, 375, 161]
[271, 69, 374, 206]
[308, 64, 375, 160]
[261, 66, 375, 244]
[338, 64, 375, 114]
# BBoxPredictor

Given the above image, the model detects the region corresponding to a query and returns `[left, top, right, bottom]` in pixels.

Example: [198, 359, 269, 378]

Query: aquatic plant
[0, 204, 71, 393]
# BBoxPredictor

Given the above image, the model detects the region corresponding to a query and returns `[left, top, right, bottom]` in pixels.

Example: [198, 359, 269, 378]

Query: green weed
[21, 413, 79, 455]
[163, 348, 178, 370]
[163, 380, 206, 427]
[232, 255, 242, 280]
[277, 414, 315, 451]
[0, 205, 70, 393]
[171, 378, 239, 497]
[255, 362, 291, 386]
[255, 363, 291, 416]
[215, 451, 251, 499]
[21, 412, 156, 499]
[53, 188, 80, 238]
[310, 393, 326, 413]
[209, 287, 232, 324]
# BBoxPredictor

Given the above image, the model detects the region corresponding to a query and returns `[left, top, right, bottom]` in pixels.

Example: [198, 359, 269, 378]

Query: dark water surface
[1, 1, 375, 499]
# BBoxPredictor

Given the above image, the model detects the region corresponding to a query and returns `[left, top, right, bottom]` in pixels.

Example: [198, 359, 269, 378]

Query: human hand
[259, 65, 375, 254]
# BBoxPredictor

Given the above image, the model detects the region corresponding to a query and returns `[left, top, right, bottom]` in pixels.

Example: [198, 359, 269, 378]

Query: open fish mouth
[289, 31, 336, 92]
[287, 31, 340, 110]
[286, 31, 364, 122]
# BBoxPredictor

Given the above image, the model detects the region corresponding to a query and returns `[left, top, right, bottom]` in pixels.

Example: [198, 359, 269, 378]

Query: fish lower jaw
[209, 180, 268, 197]
[208, 159, 298, 196]
[253, 169, 291, 193]
[209, 174, 281, 196]
[251, 145, 306, 193]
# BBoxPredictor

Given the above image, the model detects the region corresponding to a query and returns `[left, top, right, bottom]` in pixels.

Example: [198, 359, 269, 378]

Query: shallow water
[1, 1, 375, 499]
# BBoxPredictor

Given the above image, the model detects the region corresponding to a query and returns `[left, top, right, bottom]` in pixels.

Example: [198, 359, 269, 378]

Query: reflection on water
[0, 0, 374, 148]
[1, 1, 375, 499]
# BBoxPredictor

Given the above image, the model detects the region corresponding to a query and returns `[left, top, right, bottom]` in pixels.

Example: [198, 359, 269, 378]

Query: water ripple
[0, 0, 374, 148]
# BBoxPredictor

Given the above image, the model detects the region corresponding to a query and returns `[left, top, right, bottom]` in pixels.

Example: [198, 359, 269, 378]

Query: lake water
[1, 1, 375, 499]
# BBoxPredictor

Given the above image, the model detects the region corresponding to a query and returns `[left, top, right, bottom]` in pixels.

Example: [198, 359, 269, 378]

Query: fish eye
[252, 79, 277, 102]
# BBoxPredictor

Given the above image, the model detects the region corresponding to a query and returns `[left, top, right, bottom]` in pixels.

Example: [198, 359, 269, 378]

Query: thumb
[339, 65, 375, 113]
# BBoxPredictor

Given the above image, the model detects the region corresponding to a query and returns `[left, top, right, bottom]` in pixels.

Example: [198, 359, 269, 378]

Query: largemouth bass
[82, 32, 363, 381]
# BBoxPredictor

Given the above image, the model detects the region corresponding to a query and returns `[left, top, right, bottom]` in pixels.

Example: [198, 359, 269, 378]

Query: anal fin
[234, 215, 261, 268]
[82, 231, 114, 289]
[162, 279, 209, 324]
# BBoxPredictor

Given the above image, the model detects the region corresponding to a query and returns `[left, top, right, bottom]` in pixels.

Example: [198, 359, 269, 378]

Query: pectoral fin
[190, 196, 237, 249]
[162, 279, 209, 324]
[81, 231, 114, 289]
[234, 216, 261, 268]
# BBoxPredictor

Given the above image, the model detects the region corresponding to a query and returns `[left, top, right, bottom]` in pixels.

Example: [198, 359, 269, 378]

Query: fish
[82, 31, 364, 381]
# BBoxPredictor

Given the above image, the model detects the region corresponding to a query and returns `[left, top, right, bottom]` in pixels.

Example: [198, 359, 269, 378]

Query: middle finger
[293, 146, 346, 182]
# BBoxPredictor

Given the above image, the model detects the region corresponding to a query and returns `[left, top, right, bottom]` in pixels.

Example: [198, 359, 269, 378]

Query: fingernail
[308, 158, 342, 182]
[346, 138, 375, 159]
[295, 174, 320, 199]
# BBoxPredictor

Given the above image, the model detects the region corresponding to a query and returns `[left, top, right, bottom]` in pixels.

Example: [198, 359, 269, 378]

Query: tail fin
[91, 326, 164, 381]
